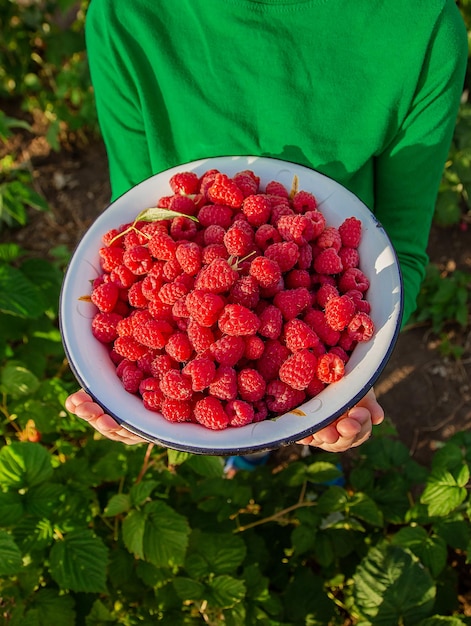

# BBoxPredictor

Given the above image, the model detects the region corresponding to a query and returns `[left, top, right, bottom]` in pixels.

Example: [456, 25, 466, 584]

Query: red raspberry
[249, 256, 282, 289]
[120, 363, 144, 393]
[345, 289, 371, 314]
[210, 335, 246, 367]
[165, 331, 194, 362]
[229, 275, 260, 309]
[102, 227, 125, 247]
[242, 194, 272, 227]
[285, 269, 311, 290]
[277, 214, 314, 245]
[160, 369, 193, 400]
[317, 226, 342, 251]
[148, 233, 177, 261]
[329, 346, 350, 363]
[279, 349, 318, 391]
[182, 357, 216, 391]
[114, 335, 148, 361]
[258, 304, 283, 339]
[139, 220, 168, 239]
[316, 353, 345, 383]
[270, 202, 293, 227]
[224, 220, 254, 257]
[91, 282, 120, 313]
[197, 204, 234, 229]
[338, 268, 370, 293]
[265, 380, 305, 414]
[207, 173, 244, 208]
[303, 309, 341, 346]
[254, 223, 282, 250]
[186, 289, 226, 326]
[313, 248, 343, 275]
[194, 396, 230, 430]
[201, 243, 229, 264]
[264, 241, 299, 272]
[204, 224, 226, 245]
[199, 169, 220, 199]
[133, 319, 174, 350]
[273, 287, 311, 321]
[162, 258, 183, 282]
[283, 318, 321, 352]
[116, 315, 135, 337]
[209, 365, 238, 400]
[295, 244, 312, 271]
[123, 229, 147, 250]
[168, 194, 199, 217]
[233, 171, 260, 197]
[123, 245, 153, 275]
[226, 400, 255, 427]
[186, 319, 215, 353]
[91, 312, 122, 343]
[136, 350, 157, 375]
[169, 171, 200, 195]
[338, 330, 357, 352]
[256, 339, 290, 382]
[127, 281, 148, 308]
[147, 298, 173, 320]
[116, 358, 133, 378]
[218, 303, 260, 336]
[259, 276, 285, 299]
[170, 216, 198, 240]
[291, 190, 317, 213]
[172, 296, 190, 319]
[99, 246, 124, 271]
[140, 378, 165, 410]
[237, 368, 266, 402]
[306, 375, 325, 397]
[194, 258, 239, 294]
[175, 242, 202, 276]
[339, 247, 360, 270]
[347, 312, 375, 342]
[150, 354, 175, 379]
[265, 180, 289, 198]
[244, 335, 265, 360]
[304, 210, 326, 239]
[324, 295, 356, 331]
[161, 398, 193, 423]
[315, 283, 339, 308]
[339, 216, 362, 248]
[141, 270, 164, 300]
[158, 278, 190, 306]
[253, 400, 269, 422]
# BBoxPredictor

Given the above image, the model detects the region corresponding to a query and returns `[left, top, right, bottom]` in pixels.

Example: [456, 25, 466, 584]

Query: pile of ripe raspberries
[88, 168, 374, 430]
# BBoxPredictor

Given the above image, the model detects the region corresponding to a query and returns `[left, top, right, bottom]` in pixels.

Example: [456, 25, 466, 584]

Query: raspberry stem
[108, 207, 199, 246]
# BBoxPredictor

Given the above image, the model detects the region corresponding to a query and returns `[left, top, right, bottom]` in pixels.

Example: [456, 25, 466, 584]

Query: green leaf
[167, 449, 192, 466]
[136, 207, 198, 223]
[49, 530, 109, 593]
[421, 466, 468, 516]
[0, 263, 45, 317]
[418, 617, 468, 626]
[85, 598, 116, 624]
[122, 508, 146, 560]
[141, 500, 190, 567]
[207, 575, 246, 609]
[28, 589, 76, 626]
[103, 493, 131, 517]
[0, 490, 24, 526]
[348, 492, 384, 527]
[0, 529, 23, 575]
[186, 531, 247, 575]
[24, 483, 64, 518]
[130, 479, 158, 506]
[391, 526, 447, 577]
[306, 460, 343, 484]
[354, 543, 436, 625]
[0, 363, 40, 398]
[173, 577, 206, 602]
[0, 442, 53, 489]
[283, 568, 335, 624]
[185, 454, 224, 477]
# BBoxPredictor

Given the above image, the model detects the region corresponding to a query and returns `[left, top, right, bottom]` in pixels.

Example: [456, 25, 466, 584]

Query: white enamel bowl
[60, 156, 403, 455]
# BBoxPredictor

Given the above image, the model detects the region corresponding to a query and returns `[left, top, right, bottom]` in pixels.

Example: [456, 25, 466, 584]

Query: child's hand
[296, 388, 384, 453]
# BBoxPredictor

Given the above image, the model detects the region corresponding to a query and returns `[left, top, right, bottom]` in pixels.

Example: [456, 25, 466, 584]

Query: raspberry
[186, 319, 216, 353]
[249, 256, 282, 289]
[114, 335, 148, 361]
[194, 258, 239, 294]
[164, 331, 194, 362]
[150, 354, 175, 379]
[158, 278, 190, 305]
[279, 349, 318, 391]
[313, 248, 343, 275]
[123, 245, 153, 275]
[345, 289, 371, 314]
[233, 171, 260, 197]
[91, 312, 122, 343]
[317, 226, 342, 251]
[338, 267, 370, 293]
[306, 375, 325, 397]
[304, 309, 341, 347]
[254, 223, 282, 250]
[199, 169, 220, 198]
[324, 295, 356, 331]
[170, 216, 198, 241]
[210, 335, 246, 366]
[305, 210, 326, 239]
[186, 289, 226, 326]
[264, 242, 299, 273]
[292, 190, 317, 213]
[265, 180, 289, 198]
[223, 220, 254, 257]
[226, 400, 255, 427]
[175, 242, 202, 276]
[258, 304, 283, 339]
[194, 396, 230, 430]
[161, 398, 193, 423]
[160, 369, 193, 400]
[182, 357, 216, 391]
[209, 365, 238, 400]
[347, 312, 375, 342]
[91, 282, 119, 313]
[277, 214, 314, 245]
[270, 202, 293, 227]
[273, 287, 311, 320]
[283, 318, 321, 352]
[141, 270, 164, 300]
[237, 368, 266, 402]
[127, 281, 148, 308]
[197, 204, 234, 229]
[316, 353, 345, 383]
[121, 364, 144, 393]
[116, 315, 136, 337]
[218, 303, 260, 336]
[102, 227, 125, 247]
[207, 173, 244, 208]
[139, 378, 165, 410]
[316, 283, 339, 308]
[256, 339, 290, 382]
[285, 269, 311, 290]
[241, 194, 271, 227]
[133, 319, 174, 350]
[172, 296, 190, 319]
[169, 171, 200, 195]
[99, 246, 124, 272]
[201, 243, 229, 264]
[162, 258, 183, 282]
[339, 216, 362, 248]
[229, 275, 260, 309]
[265, 380, 305, 414]
[295, 244, 313, 271]
[339, 246, 360, 270]
[329, 346, 350, 363]
[244, 335, 265, 360]
[147, 298, 173, 320]
[168, 194, 199, 217]
[148, 232, 177, 261]
[204, 224, 226, 245]
[111, 264, 138, 289]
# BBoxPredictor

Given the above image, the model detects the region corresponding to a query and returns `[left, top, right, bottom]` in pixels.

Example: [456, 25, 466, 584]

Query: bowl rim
[60, 155, 404, 455]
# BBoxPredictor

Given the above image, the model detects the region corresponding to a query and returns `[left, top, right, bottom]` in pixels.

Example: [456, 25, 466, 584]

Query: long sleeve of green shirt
[85, 0, 467, 325]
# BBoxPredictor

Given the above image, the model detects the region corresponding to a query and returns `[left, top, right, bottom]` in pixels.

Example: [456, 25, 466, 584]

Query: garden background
[0, 1, 471, 624]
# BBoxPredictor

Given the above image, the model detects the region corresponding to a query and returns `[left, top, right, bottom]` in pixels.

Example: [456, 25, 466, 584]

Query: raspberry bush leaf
[25, 589, 76, 626]
[391, 526, 447, 578]
[0, 442, 53, 489]
[0, 529, 23, 575]
[0, 263, 45, 317]
[420, 465, 469, 517]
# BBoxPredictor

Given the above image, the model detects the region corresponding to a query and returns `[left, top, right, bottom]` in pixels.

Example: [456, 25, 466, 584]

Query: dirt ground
[5, 131, 471, 468]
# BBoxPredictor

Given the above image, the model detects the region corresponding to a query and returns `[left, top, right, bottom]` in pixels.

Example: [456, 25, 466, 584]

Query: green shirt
[85, 0, 467, 325]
